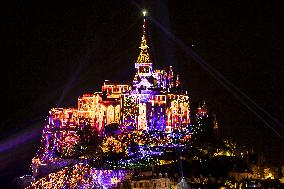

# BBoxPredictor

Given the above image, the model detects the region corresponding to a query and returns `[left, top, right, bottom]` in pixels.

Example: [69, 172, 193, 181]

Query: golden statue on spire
[136, 10, 152, 63]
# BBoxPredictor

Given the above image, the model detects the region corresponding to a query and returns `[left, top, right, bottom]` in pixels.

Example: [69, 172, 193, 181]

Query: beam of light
[56, 55, 86, 107]
[128, 0, 284, 140]
[56, 15, 141, 107]
[151, 19, 284, 140]
[0, 121, 42, 153]
[0, 10, 141, 155]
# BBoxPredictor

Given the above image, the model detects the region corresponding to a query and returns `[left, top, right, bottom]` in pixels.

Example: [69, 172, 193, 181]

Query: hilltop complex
[24, 13, 263, 189]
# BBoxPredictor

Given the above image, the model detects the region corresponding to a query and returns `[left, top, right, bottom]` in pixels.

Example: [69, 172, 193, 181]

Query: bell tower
[133, 11, 154, 89]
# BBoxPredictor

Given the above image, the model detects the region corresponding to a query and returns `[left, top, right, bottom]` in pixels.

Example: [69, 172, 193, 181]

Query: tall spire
[136, 11, 152, 63]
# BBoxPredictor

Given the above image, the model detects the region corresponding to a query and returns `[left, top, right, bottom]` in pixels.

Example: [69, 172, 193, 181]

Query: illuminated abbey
[18, 11, 273, 189]
[28, 13, 203, 189]
[49, 16, 190, 134]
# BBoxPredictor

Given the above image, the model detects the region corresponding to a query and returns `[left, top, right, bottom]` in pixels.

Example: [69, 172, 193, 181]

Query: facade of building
[132, 177, 170, 189]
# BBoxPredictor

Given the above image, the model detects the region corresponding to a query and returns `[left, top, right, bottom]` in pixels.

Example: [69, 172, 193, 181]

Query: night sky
[1, 0, 284, 186]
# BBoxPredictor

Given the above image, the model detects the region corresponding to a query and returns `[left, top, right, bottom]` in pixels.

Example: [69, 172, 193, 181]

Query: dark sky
[1, 0, 284, 185]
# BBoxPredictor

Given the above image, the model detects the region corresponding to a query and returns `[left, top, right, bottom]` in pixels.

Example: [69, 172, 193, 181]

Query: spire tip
[142, 10, 147, 17]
